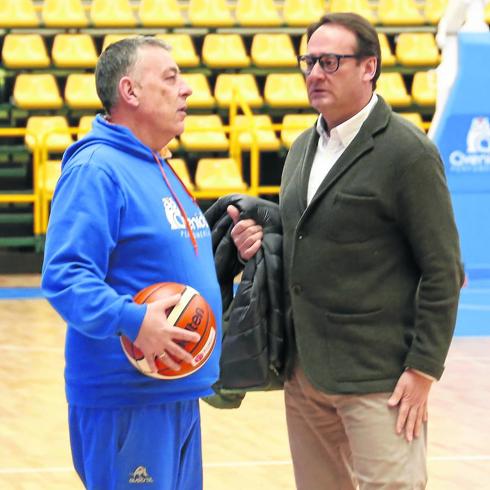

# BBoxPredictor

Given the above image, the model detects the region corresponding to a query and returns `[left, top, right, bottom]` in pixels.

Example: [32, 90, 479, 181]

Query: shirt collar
[316, 93, 378, 148]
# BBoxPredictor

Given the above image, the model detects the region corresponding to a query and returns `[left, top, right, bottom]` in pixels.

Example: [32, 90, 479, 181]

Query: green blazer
[279, 97, 464, 394]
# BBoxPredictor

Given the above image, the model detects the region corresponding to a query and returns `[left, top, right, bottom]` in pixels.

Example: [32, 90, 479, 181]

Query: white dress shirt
[307, 94, 378, 205]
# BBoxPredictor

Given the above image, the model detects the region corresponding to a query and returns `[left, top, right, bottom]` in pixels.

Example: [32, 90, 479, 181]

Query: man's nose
[180, 80, 192, 98]
[309, 59, 327, 78]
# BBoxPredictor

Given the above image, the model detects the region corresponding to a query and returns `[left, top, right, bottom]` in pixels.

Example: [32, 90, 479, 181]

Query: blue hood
[62, 114, 155, 170]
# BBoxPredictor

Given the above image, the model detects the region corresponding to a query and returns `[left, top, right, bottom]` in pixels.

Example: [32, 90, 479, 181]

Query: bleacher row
[2, 31, 442, 70]
[1, 29, 442, 118]
[7, 70, 437, 112]
[4, 0, 489, 29]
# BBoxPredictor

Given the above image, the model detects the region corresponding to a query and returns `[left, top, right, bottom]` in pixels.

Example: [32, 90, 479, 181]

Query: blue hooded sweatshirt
[42, 115, 222, 408]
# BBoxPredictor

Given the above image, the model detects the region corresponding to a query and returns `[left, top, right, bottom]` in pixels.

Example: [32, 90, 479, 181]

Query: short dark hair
[306, 12, 381, 89]
[95, 36, 170, 114]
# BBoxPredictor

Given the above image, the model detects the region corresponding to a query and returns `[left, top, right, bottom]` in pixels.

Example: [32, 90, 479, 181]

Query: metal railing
[0, 127, 41, 236]
[2, 88, 318, 236]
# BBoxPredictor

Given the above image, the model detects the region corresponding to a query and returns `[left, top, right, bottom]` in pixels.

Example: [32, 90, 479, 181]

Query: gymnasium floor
[0, 274, 489, 489]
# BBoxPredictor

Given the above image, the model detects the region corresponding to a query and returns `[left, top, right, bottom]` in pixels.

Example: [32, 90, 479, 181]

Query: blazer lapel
[307, 97, 392, 209]
[309, 133, 374, 206]
[296, 128, 319, 211]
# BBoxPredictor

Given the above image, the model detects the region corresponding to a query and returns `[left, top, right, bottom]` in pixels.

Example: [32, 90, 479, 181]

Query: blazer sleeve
[395, 151, 464, 379]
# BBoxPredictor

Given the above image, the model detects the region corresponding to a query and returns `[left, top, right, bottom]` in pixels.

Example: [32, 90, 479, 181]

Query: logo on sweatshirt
[162, 197, 210, 239]
[129, 466, 153, 484]
[162, 196, 186, 230]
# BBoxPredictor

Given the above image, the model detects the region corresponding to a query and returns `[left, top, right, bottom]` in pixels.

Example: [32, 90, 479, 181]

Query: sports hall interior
[0, 1, 489, 489]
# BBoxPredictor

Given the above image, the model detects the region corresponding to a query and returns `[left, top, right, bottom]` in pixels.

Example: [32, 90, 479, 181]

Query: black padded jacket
[203, 194, 285, 408]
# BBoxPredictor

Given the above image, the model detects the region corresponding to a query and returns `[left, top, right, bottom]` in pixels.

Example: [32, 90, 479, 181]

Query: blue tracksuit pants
[69, 400, 202, 490]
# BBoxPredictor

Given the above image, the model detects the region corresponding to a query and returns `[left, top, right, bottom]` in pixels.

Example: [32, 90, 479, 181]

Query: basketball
[120, 282, 217, 379]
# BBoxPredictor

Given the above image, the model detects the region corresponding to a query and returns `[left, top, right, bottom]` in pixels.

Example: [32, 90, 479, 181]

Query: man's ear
[118, 76, 139, 107]
[363, 56, 377, 82]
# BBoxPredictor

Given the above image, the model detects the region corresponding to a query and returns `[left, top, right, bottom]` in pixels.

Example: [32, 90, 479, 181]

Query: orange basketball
[120, 282, 217, 379]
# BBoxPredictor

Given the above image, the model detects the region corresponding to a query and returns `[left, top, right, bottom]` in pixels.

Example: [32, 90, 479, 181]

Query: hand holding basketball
[121, 282, 217, 379]
[135, 295, 201, 372]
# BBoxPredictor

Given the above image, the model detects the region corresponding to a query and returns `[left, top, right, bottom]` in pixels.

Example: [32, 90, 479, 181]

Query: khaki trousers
[284, 367, 427, 490]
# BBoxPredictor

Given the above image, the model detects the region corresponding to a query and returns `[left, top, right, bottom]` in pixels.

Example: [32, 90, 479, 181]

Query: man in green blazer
[279, 12, 464, 490]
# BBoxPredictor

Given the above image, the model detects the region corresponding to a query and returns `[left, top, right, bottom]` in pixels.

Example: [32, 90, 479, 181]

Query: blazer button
[292, 284, 302, 295]
[298, 234, 303, 240]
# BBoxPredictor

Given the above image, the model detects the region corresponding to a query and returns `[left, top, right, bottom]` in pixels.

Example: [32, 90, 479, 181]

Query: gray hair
[95, 36, 170, 114]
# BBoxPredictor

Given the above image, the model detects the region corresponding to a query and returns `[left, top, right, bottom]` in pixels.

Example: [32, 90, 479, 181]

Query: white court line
[449, 356, 490, 361]
[1, 456, 490, 474]
[429, 455, 490, 462]
[0, 345, 62, 353]
[0, 467, 74, 475]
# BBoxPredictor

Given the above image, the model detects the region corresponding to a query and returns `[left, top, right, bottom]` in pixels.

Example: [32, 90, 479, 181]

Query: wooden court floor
[0, 275, 489, 489]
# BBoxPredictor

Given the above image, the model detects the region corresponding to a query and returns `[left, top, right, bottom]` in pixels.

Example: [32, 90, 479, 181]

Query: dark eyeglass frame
[297, 53, 361, 75]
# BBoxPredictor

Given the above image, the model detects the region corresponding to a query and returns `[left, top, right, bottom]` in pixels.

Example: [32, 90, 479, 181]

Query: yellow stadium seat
[52, 34, 98, 69]
[281, 113, 318, 148]
[377, 0, 424, 26]
[0, 0, 38, 27]
[181, 74, 215, 109]
[41, 160, 62, 193]
[264, 73, 309, 108]
[424, 0, 448, 25]
[188, 0, 234, 27]
[38, 159, 63, 232]
[214, 74, 263, 108]
[1, 34, 50, 69]
[378, 33, 396, 67]
[25, 116, 73, 152]
[283, 0, 325, 27]
[202, 34, 250, 68]
[396, 33, 440, 67]
[138, 0, 185, 27]
[398, 112, 425, 132]
[168, 158, 195, 191]
[329, 0, 376, 24]
[90, 0, 137, 27]
[180, 115, 229, 151]
[13, 74, 63, 110]
[195, 158, 247, 191]
[376, 72, 411, 107]
[155, 34, 200, 68]
[42, 0, 88, 28]
[65, 74, 103, 110]
[78, 115, 96, 140]
[236, 0, 282, 26]
[233, 115, 280, 151]
[251, 34, 297, 68]
[411, 70, 437, 106]
[170, 138, 181, 152]
[101, 34, 137, 52]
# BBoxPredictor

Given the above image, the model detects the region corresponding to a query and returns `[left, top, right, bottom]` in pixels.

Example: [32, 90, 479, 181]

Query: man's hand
[134, 294, 200, 372]
[388, 369, 433, 442]
[227, 205, 263, 261]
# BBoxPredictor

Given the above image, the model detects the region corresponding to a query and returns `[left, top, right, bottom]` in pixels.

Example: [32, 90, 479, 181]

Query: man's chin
[310, 100, 331, 114]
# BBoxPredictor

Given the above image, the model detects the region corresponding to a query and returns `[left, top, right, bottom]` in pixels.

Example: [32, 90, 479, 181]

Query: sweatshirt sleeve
[41, 160, 146, 341]
[395, 151, 464, 379]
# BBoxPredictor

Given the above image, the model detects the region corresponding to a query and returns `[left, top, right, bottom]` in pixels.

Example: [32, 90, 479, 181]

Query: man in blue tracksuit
[42, 37, 222, 490]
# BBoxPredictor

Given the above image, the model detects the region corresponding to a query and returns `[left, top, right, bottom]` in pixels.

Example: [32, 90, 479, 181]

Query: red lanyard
[152, 152, 198, 256]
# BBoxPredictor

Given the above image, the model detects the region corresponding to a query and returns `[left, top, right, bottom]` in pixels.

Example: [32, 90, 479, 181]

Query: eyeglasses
[297, 53, 360, 75]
